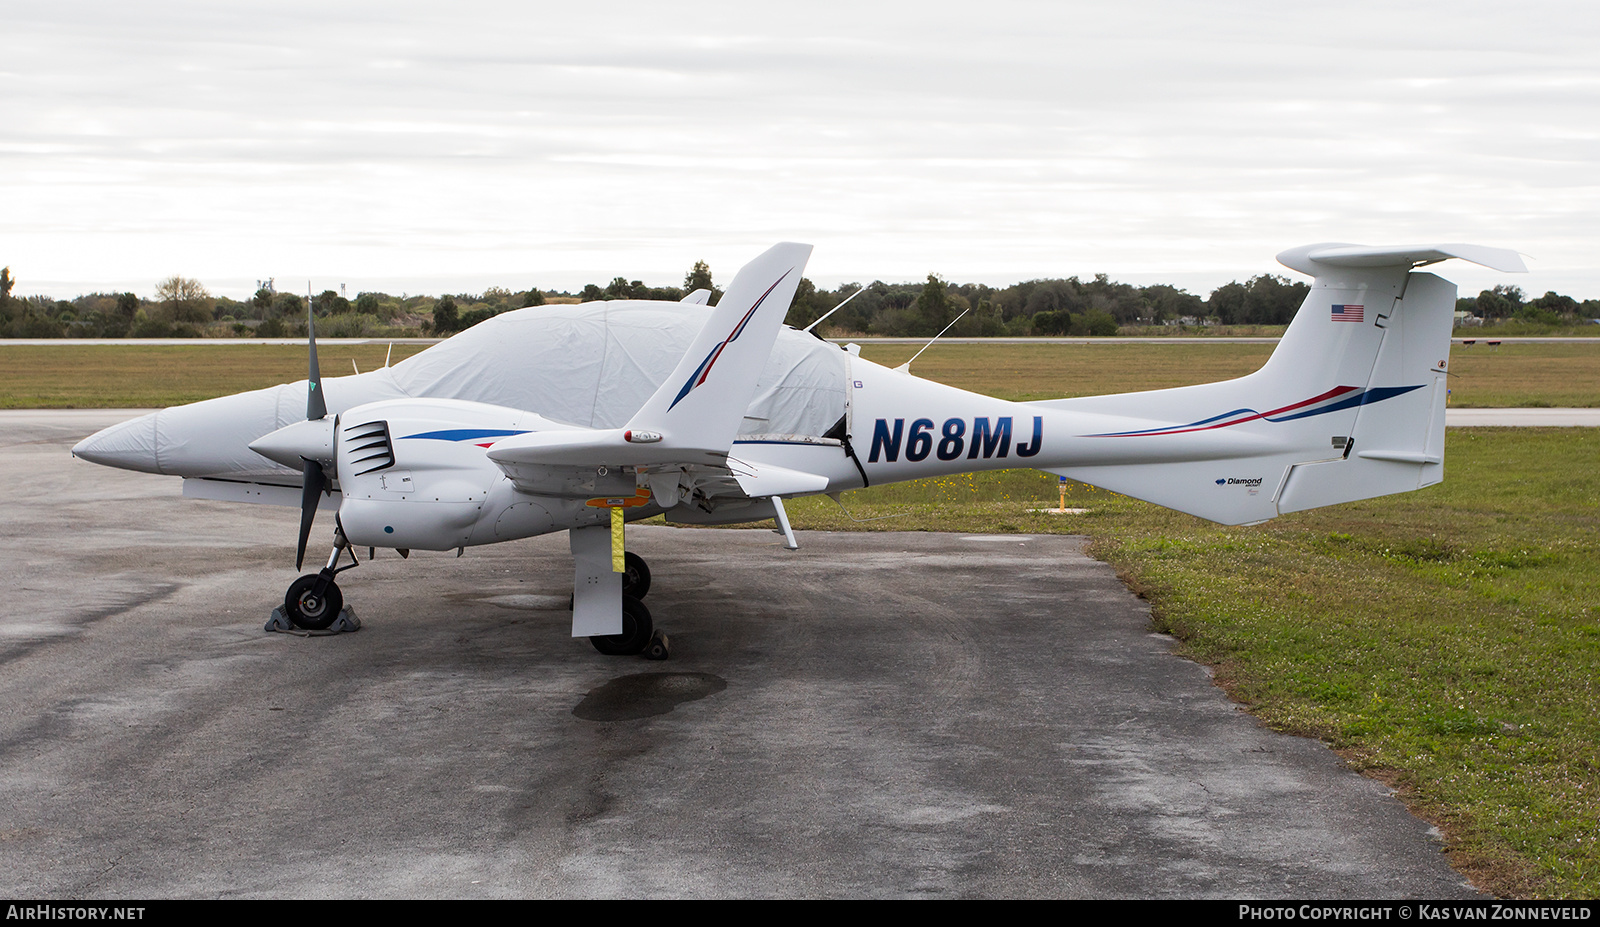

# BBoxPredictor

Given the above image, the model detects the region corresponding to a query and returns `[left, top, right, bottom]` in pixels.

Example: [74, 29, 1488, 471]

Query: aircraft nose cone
[72, 411, 167, 474]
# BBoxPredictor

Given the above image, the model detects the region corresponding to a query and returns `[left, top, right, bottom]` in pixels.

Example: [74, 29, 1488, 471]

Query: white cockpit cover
[388, 300, 848, 437]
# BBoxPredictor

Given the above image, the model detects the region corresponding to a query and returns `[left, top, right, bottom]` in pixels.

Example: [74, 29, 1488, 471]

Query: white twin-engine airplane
[73, 241, 1524, 654]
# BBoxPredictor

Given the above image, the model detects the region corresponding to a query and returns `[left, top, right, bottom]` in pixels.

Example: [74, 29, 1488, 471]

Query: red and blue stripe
[1087, 385, 1424, 437]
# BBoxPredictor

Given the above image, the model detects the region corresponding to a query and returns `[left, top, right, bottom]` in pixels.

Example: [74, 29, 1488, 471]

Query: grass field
[852, 341, 1600, 407]
[0, 343, 433, 409]
[1, 339, 1597, 408]
[5, 339, 1599, 896]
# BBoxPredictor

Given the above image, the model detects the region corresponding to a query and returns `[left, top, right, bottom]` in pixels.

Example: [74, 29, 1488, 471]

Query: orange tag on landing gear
[585, 488, 651, 508]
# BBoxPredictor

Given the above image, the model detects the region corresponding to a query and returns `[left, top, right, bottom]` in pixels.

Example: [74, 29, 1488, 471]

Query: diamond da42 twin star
[72, 241, 1525, 654]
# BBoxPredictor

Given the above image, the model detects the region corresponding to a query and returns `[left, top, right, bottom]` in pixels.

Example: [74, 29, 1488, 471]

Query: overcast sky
[4, 0, 1596, 301]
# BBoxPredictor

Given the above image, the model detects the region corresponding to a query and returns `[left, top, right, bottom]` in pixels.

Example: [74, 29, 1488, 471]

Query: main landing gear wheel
[589, 595, 653, 656]
[285, 573, 343, 631]
[622, 551, 651, 599]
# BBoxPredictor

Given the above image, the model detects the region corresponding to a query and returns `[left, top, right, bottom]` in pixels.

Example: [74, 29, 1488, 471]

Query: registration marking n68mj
[868, 416, 1043, 463]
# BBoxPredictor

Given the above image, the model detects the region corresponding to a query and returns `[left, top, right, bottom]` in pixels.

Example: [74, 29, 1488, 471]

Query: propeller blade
[296, 457, 326, 570]
[306, 291, 326, 421]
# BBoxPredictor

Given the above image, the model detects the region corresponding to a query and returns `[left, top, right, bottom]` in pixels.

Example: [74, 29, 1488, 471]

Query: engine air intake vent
[343, 420, 395, 476]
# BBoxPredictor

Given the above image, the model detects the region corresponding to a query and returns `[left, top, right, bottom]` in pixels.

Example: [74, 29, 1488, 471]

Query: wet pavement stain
[573, 672, 727, 721]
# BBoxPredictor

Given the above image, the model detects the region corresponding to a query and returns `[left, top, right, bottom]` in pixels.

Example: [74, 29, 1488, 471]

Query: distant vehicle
[73, 241, 1524, 653]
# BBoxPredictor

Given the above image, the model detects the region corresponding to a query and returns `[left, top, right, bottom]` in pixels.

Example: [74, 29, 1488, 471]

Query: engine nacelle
[334, 398, 545, 550]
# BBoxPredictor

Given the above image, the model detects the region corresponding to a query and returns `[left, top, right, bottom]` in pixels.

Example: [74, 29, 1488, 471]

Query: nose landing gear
[277, 525, 361, 632]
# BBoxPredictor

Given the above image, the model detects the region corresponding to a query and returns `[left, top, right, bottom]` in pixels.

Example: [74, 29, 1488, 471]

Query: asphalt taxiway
[0, 414, 1482, 898]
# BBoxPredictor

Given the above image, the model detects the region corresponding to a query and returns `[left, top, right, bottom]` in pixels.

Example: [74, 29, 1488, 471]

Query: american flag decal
[1332, 304, 1364, 322]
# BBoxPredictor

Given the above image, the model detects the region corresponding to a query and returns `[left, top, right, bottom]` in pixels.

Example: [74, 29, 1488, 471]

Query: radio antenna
[802, 285, 868, 334]
[894, 307, 970, 374]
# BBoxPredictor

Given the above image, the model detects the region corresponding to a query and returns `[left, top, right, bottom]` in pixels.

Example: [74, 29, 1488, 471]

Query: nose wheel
[280, 526, 360, 631]
[285, 573, 344, 630]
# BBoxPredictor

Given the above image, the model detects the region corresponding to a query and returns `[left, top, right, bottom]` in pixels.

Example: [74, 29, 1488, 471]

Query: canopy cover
[389, 300, 849, 438]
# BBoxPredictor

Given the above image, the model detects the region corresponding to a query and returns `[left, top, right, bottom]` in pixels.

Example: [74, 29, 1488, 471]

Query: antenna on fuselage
[894, 307, 970, 374]
[802, 286, 867, 334]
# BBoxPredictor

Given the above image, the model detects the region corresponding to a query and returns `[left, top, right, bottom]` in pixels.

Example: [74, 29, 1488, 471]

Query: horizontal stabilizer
[1278, 242, 1526, 276]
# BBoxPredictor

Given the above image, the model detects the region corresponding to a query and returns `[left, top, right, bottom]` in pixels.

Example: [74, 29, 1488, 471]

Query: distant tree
[1206, 275, 1307, 325]
[784, 277, 830, 329]
[155, 276, 215, 324]
[108, 292, 139, 335]
[1142, 284, 1204, 323]
[972, 298, 1006, 337]
[1473, 284, 1526, 320]
[354, 292, 382, 316]
[432, 296, 458, 334]
[272, 292, 304, 320]
[314, 290, 350, 316]
[0, 267, 13, 309]
[252, 287, 274, 316]
[522, 289, 546, 307]
[684, 260, 715, 294]
[457, 307, 499, 329]
[1031, 309, 1073, 335]
[1474, 289, 1508, 320]
[580, 284, 605, 302]
[603, 278, 647, 300]
[1024, 280, 1081, 319]
[1080, 309, 1119, 336]
[913, 274, 956, 336]
[1207, 281, 1247, 323]
[1528, 290, 1577, 317]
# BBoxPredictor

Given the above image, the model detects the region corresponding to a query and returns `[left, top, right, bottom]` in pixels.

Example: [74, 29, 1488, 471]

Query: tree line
[1, 262, 1595, 340]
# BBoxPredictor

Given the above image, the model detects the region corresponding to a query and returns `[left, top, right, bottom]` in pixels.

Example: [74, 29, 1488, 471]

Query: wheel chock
[265, 606, 362, 635]
[331, 607, 361, 632]
[644, 629, 671, 661]
[265, 607, 293, 632]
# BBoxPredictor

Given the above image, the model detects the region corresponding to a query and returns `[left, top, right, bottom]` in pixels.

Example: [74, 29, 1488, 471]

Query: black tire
[622, 551, 651, 599]
[589, 595, 653, 656]
[285, 573, 342, 631]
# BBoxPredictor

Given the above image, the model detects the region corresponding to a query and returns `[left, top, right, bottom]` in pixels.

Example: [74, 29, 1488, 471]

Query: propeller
[249, 289, 340, 569]
[296, 459, 326, 569]
[297, 292, 330, 569]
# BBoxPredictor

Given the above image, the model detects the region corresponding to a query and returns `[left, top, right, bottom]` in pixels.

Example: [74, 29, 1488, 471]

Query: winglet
[485, 243, 812, 470]
[625, 242, 812, 455]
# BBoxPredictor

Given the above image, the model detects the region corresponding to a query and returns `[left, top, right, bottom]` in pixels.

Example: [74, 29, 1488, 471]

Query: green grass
[1442, 342, 1600, 408]
[852, 341, 1600, 406]
[0, 344, 431, 408]
[766, 429, 1600, 898]
[3, 340, 1597, 408]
